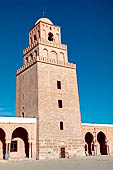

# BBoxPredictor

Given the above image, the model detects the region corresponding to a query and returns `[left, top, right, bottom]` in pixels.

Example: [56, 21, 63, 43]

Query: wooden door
[61, 147, 65, 158]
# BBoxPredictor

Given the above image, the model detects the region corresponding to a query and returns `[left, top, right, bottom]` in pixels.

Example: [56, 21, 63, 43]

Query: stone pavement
[0, 156, 113, 170]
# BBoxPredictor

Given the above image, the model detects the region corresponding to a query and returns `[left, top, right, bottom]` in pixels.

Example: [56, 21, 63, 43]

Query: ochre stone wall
[16, 63, 38, 118]
[37, 61, 84, 159]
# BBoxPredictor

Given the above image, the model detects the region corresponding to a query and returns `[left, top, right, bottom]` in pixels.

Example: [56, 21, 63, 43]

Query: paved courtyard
[0, 157, 113, 170]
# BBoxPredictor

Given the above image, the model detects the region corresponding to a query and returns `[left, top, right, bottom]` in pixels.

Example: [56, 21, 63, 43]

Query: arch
[11, 127, 29, 158]
[59, 52, 64, 61]
[97, 131, 107, 155]
[30, 53, 33, 60]
[0, 128, 6, 159]
[25, 57, 28, 63]
[34, 35, 37, 41]
[51, 51, 57, 60]
[34, 50, 37, 58]
[85, 132, 94, 155]
[42, 48, 48, 58]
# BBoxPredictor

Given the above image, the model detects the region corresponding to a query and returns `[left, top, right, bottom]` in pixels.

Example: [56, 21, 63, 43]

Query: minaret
[16, 17, 84, 159]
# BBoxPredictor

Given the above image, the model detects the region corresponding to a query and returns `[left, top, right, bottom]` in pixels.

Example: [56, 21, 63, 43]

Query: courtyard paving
[0, 156, 113, 170]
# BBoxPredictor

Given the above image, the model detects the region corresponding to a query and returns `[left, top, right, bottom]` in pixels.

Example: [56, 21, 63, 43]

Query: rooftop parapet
[16, 56, 76, 76]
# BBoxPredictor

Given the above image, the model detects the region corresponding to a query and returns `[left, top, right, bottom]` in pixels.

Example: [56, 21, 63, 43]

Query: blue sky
[0, 0, 113, 124]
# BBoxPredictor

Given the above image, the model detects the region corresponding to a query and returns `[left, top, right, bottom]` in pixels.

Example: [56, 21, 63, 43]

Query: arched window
[26, 57, 28, 63]
[51, 51, 57, 60]
[22, 112, 24, 117]
[34, 35, 37, 41]
[48, 32, 53, 41]
[42, 49, 48, 58]
[30, 53, 33, 60]
[59, 52, 64, 61]
[34, 50, 37, 57]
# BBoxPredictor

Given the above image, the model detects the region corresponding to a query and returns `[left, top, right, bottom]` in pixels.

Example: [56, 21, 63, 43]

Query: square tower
[16, 17, 84, 159]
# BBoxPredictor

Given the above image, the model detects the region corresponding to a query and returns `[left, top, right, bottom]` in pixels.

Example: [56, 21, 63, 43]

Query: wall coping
[0, 117, 36, 124]
[82, 123, 113, 128]
[16, 56, 76, 76]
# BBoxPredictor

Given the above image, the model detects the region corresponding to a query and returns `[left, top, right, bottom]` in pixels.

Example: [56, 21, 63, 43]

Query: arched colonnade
[85, 131, 109, 156]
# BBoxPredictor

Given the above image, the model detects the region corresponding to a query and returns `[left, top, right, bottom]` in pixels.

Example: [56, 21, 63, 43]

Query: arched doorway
[97, 131, 107, 155]
[11, 127, 29, 158]
[85, 132, 94, 155]
[0, 128, 6, 159]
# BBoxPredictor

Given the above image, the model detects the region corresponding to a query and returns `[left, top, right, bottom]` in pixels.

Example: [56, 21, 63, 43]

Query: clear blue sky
[0, 0, 113, 124]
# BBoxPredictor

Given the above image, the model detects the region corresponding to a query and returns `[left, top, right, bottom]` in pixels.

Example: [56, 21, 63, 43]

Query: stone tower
[16, 17, 84, 159]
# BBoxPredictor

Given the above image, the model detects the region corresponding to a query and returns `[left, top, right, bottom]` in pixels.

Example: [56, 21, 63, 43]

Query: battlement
[23, 38, 67, 56]
[16, 56, 76, 76]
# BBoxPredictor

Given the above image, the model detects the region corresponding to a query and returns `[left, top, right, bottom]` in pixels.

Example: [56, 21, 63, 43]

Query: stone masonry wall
[37, 61, 84, 159]
[16, 63, 38, 118]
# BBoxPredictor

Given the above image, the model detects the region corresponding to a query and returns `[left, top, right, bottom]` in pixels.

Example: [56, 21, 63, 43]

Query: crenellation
[16, 56, 76, 76]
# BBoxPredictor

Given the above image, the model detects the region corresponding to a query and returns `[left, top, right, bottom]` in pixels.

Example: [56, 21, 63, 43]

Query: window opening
[58, 100, 62, 108]
[34, 35, 37, 41]
[22, 112, 24, 117]
[10, 141, 17, 152]
[26, 57, 28, 63]
[57, 81, 61, 89]
[30, 53, 33, 60]
[48, 32, 53, 41]
[60, 121, 63, 130]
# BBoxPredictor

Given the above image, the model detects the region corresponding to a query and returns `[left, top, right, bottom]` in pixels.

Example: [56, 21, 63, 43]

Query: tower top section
[35, 18, 53, 25]
[23, 17, 69, 66]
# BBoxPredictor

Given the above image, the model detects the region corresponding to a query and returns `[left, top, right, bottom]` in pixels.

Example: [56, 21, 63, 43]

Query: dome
[35, 18, 53, 25]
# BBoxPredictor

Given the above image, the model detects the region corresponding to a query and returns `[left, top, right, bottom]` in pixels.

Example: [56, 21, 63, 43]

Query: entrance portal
[61, 147, 65, 158]
[97, 131, 107, 155]
[85, 132, 93, 155]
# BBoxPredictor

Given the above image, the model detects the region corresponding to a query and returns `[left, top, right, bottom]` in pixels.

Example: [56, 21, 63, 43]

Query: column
[96, 144, 101, 156]
[107, 145, 110, 155]
[94, 145, 97, 156]
[29, 141, 32, 159]
[5, 141, 11, 160]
